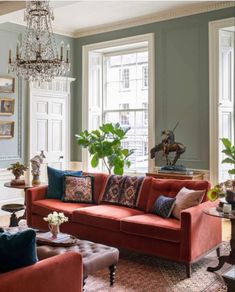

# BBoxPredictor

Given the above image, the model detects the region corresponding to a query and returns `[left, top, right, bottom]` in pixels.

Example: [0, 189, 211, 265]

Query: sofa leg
[185, 263, 191, 278]
[109, 264, 117, 286]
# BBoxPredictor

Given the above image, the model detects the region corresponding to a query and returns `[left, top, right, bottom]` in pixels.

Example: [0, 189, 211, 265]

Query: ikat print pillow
[62, 175, 94, 203]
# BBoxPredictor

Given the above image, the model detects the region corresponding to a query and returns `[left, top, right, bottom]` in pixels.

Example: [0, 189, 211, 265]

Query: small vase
[49, 224, 60, 238]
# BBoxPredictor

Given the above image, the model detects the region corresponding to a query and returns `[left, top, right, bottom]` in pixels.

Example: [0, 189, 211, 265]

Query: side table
[146, 171, 204, 180]
[1, 204, 25, 227]
[204, 207, 235, 272]
[4, 182, 43, 222]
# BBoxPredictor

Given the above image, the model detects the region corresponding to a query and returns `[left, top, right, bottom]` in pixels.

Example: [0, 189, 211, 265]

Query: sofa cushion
[83, 172, 109, 203]
[153, 195, 176, 218]
[0, 229, 37, 273]
[101, 175, 144, 208]
[62, 175, 94, 203]
[146, 179, 210, 212]
[72, 205, 144, 231]
[172, 187, 206, 219]
[46, 167, 82, 199]
[32, 199, 94, 220]
[136, 176, 152, 211]
[121, 214, 181, 243]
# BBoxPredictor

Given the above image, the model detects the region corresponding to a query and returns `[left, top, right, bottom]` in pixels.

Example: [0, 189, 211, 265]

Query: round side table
[204, 207, 235, 272]
[1, 204, 25, 227]
[4, 182, 43, 221]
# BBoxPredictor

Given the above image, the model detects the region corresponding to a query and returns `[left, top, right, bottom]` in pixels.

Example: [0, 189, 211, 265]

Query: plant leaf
[221, 138, 232, 149]
[221, 157, 235, 164]
[114, 165, 123, 175]
[228, 169, 235, 174]
[91, 154, 99, 168]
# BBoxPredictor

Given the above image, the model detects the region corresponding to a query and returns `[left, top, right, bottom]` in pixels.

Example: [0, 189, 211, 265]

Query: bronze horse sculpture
[150, 124, 186, 166]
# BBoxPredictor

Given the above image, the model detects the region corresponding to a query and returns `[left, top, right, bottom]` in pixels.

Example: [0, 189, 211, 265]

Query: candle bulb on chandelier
[66, 44, 70, 63]
[60, 41, 64, 61]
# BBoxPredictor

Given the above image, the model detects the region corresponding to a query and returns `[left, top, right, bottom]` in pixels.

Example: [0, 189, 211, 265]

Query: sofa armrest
[0, 252, 83, 292]
[180, 200, 222, 262]
[26, 186, 48, 226]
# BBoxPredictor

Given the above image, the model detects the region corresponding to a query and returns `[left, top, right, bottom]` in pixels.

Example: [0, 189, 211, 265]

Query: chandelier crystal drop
[8, 0, 70, 82]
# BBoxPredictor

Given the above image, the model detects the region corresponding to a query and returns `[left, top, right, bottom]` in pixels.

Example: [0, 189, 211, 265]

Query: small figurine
[30, 150, 46, 185]
[150, 122, 186, 170]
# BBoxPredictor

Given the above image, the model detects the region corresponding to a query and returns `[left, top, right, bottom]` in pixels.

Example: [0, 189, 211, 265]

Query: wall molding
[0, 77, 22, 161]
[74, 1, 234, 38]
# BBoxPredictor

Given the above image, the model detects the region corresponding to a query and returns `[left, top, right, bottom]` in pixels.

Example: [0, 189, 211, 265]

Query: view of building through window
[104, 50, 148, 172]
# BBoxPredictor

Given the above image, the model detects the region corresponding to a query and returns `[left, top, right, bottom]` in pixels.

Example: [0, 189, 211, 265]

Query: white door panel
[29, 78, 74, 183]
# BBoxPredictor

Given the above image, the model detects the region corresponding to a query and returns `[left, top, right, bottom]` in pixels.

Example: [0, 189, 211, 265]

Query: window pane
[104, 49, 149, 173]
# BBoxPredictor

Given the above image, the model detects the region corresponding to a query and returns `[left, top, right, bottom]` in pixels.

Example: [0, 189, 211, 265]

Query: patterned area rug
[85, 242, 230, 292]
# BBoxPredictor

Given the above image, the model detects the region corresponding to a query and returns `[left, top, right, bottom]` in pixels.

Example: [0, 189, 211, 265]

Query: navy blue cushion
[0, 229, 37, 273]
[153, 195, 176, 218]
[46, 167, 82, 199]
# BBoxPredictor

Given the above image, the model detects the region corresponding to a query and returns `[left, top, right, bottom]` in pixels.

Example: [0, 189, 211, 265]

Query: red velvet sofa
[26, 173, 221, 277]
[0, 252, 83, 292]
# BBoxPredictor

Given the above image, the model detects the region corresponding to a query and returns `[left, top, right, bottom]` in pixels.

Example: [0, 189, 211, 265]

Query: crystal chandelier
[8, 0, 70, 82]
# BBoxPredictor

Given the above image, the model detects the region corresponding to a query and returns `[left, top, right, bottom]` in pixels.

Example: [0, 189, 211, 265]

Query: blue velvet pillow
[46, 167, 82, 199]
[153, 195, 176, 218]
[0, 229, 37, 273]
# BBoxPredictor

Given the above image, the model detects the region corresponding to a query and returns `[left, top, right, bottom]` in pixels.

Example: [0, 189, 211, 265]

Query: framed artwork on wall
[0, 98, 15, 115]
[0, 76, 15, 93]
[0, 121, 14, 138]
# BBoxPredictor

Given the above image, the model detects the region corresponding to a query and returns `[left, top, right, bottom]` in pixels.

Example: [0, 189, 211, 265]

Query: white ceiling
[0, 1, 233, 37]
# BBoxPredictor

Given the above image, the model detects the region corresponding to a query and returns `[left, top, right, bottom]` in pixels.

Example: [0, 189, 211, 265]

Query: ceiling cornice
[0, 1, 25, 16]
[73, 1, 235, 38]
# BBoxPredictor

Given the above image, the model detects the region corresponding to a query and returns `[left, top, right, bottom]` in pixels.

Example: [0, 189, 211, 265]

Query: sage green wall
[0, 22, 75, 168]
[73, 7, 235, 170]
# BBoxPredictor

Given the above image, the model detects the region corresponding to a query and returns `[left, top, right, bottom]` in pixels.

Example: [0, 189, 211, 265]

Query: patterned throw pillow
[102, 175, 144, 208]
[153, 195, 176, 218]
[119, 176, 144, 207]
[102, 175, 126, 204]
[62, 175, 94, 203]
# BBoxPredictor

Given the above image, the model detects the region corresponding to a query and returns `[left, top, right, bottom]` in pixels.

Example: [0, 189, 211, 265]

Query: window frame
[82, 34, 155, 174]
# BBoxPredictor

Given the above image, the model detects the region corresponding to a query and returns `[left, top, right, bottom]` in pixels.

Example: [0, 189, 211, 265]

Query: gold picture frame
[0, 121, 14, 138]
[0, 98, 15, 115]
[0, 76, 15, 93]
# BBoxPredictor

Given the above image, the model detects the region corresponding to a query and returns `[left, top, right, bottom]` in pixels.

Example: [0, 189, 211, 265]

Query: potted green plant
[7, 162, 28, 186]
[76, 123, 134, 175]
[207, 138, 235, 203]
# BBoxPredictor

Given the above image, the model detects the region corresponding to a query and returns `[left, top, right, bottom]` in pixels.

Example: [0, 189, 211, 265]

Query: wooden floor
[0, 213, 231, 241]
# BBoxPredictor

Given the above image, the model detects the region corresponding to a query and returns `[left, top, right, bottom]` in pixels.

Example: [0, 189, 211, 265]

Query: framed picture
[0, 121, 14, 138]
[0, 98, 15, 115]
[0, 77, 15, 93]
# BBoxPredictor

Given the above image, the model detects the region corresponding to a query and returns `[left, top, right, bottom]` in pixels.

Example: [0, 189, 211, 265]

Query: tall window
[86, 35, 154, 174]
[104, 50, 148, 172]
